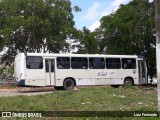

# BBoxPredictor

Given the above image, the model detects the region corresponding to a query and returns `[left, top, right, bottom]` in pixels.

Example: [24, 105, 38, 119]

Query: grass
[0, 86, 158, 119]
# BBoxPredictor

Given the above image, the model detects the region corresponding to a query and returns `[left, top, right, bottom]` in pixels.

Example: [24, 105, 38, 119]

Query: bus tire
[124, 78, 134, 86]
[63, 78, 75, 90]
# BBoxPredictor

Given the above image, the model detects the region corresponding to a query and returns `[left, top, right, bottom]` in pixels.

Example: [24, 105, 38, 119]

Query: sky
[71, 0, 153, 31]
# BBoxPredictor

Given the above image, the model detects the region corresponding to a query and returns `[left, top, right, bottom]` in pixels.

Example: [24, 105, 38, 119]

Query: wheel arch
[124, 76, 134, 85]
[64, 77, 76, 86]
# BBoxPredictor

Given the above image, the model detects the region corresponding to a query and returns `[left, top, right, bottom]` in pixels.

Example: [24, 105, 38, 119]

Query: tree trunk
[155, 0, 160, 113]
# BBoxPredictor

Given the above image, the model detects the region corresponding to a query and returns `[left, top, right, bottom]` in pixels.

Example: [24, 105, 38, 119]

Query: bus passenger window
[57, 57, 70, 69]
[106, 58, 121, 69]
[26, 56, 43, 69]
[122, 58, 136, 69]
[45, 60, 54, 72]
[45, 60, 49, 72]
[89, 58, 105, 69]
[71, 57, 88, 69]
[51, 60, 54, 72]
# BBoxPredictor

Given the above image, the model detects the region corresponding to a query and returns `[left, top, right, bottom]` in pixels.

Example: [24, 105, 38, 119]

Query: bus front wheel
[124, 78, 134, 86]
[63, 78, 75, 90]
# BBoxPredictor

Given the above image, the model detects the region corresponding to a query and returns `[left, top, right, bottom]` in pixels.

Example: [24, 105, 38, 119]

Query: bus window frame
[89, 57, 105, 69]
[71, 57, 88, 69]
[26, 56, 43, 69]
[106, 58, 121, 69]
[57, 57, 70, 69]
[122, 58, 136, 69]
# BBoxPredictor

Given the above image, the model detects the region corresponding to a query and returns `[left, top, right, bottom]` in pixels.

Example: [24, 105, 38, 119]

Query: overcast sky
[71, 0, 153, 31]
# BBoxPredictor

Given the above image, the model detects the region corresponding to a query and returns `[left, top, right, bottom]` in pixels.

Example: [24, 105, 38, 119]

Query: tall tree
[77, 27, 99, 54]
[155, 0, 160, 112]
[0, 0, 79, 64]
[100, 0, 156, 78]
[44, 0, 77, 53]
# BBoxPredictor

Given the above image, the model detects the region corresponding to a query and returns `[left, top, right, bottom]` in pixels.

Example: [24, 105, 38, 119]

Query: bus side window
[26, 56, 43, 69]
[71, 57, 88, 69]
[57, 57, 70, 69]
[89, 58, 105, 69]
[122, 58, 136, 69]
[45, 60, 49, 72]
[26, 62, 30, 69]
[57, 64, 63, 69]
[106, 58, 121, 69]
[51, 60, 54, 72]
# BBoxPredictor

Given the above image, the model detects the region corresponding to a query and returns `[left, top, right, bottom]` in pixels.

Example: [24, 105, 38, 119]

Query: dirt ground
[0, 86, 55, 97]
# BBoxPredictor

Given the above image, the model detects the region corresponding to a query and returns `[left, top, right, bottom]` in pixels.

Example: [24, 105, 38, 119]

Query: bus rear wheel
[124, 78, 134, 86]
[63, 78, 75, 90]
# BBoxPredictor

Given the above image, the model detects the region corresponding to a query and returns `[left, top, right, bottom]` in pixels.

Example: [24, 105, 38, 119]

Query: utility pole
[155, 0, 160, 112]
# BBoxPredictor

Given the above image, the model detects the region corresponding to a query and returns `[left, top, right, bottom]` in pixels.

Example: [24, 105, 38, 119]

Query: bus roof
[18, 53, 140, 59]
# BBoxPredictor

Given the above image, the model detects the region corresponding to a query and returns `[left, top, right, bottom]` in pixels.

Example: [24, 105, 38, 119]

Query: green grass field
[0, 86, 158, 119]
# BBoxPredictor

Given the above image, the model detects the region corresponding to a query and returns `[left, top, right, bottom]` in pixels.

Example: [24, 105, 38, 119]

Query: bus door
[138, 60, 148, 84]
[45, 59, 55, 86]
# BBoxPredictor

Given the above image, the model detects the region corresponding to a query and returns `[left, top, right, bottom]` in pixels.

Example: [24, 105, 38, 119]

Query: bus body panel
[25, 69, 46, 86]
[14, 53, 25, 85]
[14, 53, 148, 87]
[55, 69, 93, 86]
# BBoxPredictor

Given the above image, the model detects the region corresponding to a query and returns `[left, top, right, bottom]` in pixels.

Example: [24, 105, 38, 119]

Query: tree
[44, 0, 78, 53]
[0, 0, 79, 65]
[77, 27, 99, 54]
[99, 0, 156, 78]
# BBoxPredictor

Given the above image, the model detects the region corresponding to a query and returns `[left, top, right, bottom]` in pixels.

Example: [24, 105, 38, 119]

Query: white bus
[14, 53, 148, 90]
